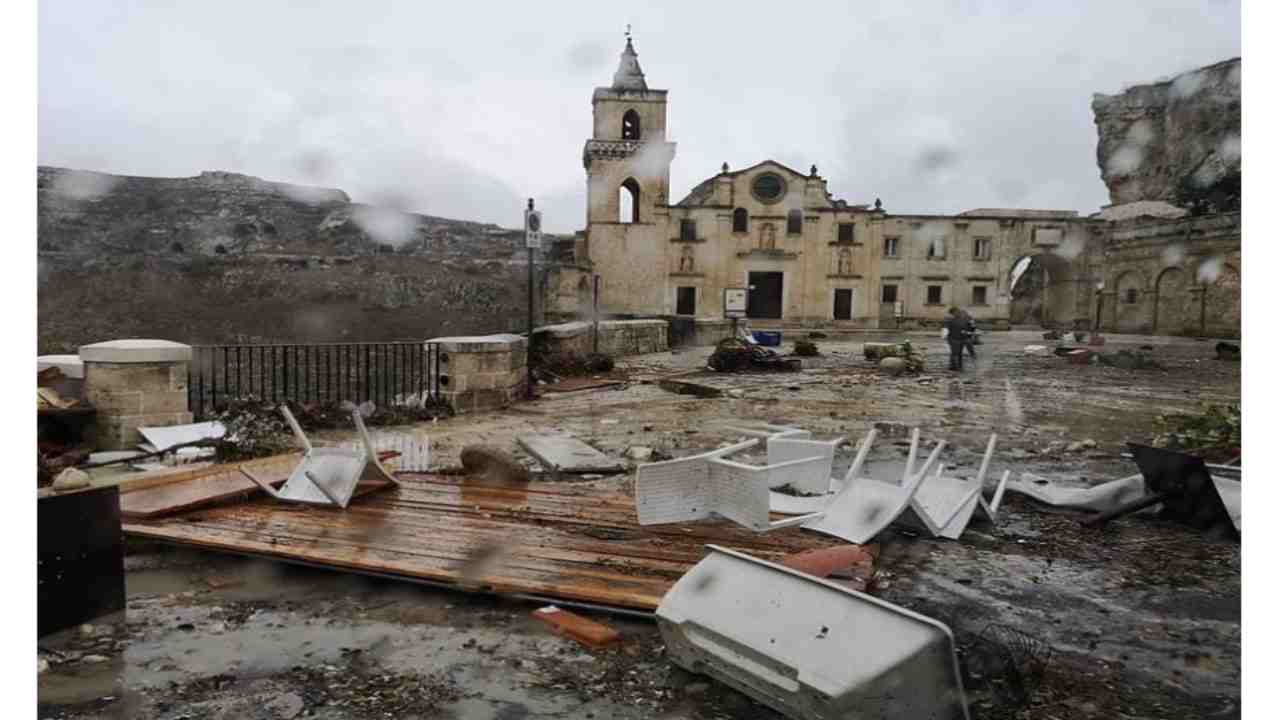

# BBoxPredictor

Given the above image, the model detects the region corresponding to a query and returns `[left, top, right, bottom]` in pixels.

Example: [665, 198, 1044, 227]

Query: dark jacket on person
[944, 314, 970, 344]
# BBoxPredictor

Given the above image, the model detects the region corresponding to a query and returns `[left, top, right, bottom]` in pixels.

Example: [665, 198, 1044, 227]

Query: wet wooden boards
[119, 452, 400, 519]
[123, 474, 850, 611]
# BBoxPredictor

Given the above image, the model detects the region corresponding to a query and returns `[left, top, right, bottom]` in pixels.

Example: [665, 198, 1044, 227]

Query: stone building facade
[556, 38, 1240, 337]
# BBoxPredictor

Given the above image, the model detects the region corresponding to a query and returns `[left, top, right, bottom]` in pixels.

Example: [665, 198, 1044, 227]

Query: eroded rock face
[1092, 58, 1240, 208]
[36, 167, 577, 352]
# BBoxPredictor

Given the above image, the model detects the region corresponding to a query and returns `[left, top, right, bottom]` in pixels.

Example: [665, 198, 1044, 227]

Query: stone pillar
[430, 334, 527, 414]
[79, 339, 193, 450]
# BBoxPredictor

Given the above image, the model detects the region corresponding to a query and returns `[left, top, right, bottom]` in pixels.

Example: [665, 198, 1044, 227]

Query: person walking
[943, 307, 970, 371]
[958, 309, 978, 359]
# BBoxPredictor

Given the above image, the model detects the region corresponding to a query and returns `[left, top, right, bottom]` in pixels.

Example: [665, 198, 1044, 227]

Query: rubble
[793, 339, 819, 357]
[51, 467, 91, 491]
[706, 337, 800, 372]
[459, 444, 531, 484]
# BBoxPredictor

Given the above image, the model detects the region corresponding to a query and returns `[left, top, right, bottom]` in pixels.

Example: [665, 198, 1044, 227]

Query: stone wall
[532, 320, 669, 358]
[1091, 212, 1240, 337]
[431, 335, 528, 414]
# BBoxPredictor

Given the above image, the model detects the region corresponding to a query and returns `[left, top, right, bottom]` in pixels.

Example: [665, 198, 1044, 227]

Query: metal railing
[188, 342, 442, 420]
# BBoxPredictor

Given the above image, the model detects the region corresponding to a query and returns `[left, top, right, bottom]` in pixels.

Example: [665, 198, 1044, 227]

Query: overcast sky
[39, 1, 1240, 233]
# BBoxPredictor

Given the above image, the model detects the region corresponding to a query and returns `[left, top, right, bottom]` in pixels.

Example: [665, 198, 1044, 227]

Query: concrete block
[429, 334, 526, 354]
[79, 339, 192, 364]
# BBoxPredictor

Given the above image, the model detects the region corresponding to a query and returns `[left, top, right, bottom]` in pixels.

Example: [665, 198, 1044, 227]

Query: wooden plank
[120, 454, 397, 518]
[122, 472, 844, 611]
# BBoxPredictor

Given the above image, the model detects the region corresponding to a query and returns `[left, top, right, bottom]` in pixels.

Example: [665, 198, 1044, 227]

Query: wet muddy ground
[39, 331, 1240, 719]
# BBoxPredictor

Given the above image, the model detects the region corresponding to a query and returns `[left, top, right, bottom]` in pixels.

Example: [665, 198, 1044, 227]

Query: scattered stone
[38, 658, 48, 674]
[460, 445, 531, 485]
[625, 446, 654, 462]
[794, 340, 820, 357]
[52, 468, 90, 491]
[81, 654, 110, 664]
[1067, 439, 1099, 452]
[879, 357, 906, 376]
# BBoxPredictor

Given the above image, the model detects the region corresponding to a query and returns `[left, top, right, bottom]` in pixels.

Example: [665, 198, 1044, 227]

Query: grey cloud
[38, 0, 1240, 232]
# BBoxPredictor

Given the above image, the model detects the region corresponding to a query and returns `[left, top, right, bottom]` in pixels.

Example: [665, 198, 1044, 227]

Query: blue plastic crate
[753, 331, 782, 347]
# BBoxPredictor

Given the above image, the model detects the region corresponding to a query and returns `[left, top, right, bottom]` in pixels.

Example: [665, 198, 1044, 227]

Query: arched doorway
[1202, 263, 1240, 337]
[1154, 267, 1190, 334]
[1008, 253, 1074, 326]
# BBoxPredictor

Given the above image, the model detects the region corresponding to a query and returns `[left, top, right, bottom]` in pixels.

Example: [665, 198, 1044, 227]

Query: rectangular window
[1125, 288, 1139, 305]
[787, 210, 803, 235]
[680, 219, 697, 242]
[881, 284, 898, 304]
[927, 239, 946, 259]
[972, 285, 988, 305]
[676, 286, 696, 315]
[883, 237, 899, 257]
[838, 223, 855, 243]
[927, 285, 943, 305]
[833, 288, 853, 320]
[973, 237, 991, 260]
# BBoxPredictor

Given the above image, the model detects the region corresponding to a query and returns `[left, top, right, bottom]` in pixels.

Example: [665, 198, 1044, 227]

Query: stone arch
[621, 109, 641, 140]
[1154, 266, 1191, 335]
[1202, 262, 1240, 338]
[619, 177, 640, 223]
[1008, 252, 1074, 326]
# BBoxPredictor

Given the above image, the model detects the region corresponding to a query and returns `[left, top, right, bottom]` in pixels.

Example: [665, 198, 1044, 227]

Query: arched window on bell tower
[621, 109, 641, 140]
[619, 178, 641, 223]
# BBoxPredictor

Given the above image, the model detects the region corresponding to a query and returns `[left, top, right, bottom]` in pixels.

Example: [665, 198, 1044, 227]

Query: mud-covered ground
[38, 331, 1241, 719]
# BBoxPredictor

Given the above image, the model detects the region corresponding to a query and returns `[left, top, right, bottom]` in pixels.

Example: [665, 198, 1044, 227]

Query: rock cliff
[37, 167, 572, 353]
[1092, 58, 1240, 211]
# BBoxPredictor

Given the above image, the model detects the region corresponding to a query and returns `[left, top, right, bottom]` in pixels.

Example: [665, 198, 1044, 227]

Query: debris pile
[1097, 349, 1164, 370]
[877, 340, 925, 375]
[212, 397, 449, 461]
[793, 339, 820, 357]
[1152, 402, 1240, 461]
[707, 337, 800, 372]
[533, 350, 615, 381]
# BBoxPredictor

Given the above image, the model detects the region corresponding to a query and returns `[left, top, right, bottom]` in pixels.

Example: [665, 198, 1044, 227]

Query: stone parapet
[532, 319, 669, 358]
[429, 334, 527, 414]
[79, 339, 193, 450]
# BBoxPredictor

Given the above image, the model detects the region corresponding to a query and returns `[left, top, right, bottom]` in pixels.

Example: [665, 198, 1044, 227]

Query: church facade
[557, 37, 1238, 336]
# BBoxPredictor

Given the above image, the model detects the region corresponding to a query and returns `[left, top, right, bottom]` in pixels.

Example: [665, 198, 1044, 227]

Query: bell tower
[583, 33, 676, 226]
[580, 31, 677, 316]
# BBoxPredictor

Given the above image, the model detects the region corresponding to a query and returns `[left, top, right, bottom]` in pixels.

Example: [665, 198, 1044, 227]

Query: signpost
[724, 287, 748, 339]
[524, 199, 542, 400]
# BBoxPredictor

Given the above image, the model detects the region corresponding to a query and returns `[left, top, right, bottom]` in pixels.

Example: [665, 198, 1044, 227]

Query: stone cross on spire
[612, 28, 648, 91]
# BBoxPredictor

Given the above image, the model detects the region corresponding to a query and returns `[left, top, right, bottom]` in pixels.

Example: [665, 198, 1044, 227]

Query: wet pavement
[39, 331, 1240, 719]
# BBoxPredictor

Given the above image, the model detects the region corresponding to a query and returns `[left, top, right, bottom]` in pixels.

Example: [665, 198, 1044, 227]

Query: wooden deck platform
[123, 473, 846, 611]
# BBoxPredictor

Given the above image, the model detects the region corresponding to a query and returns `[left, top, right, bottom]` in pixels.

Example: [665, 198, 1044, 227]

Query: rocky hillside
[37, 167, 571, 353]
[1092, 58, 1240, 211]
